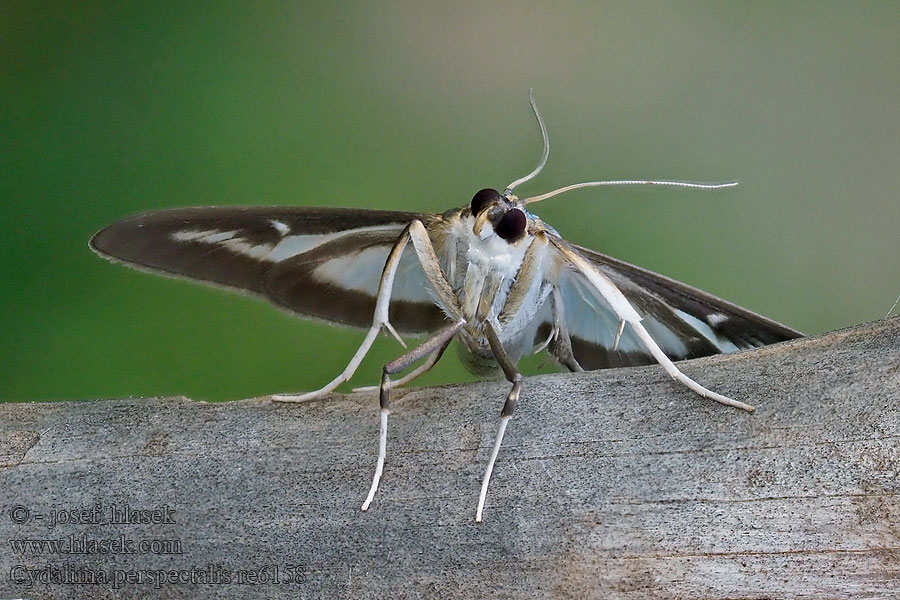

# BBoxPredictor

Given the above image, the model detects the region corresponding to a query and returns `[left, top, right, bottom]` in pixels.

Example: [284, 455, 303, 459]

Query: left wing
[539, 235, 803, 370]
[90, 206, 447, 334]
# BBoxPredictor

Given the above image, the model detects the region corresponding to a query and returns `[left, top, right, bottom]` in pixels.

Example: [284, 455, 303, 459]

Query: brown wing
[90, 206, 447, 333]
[540, 237, 802, 370]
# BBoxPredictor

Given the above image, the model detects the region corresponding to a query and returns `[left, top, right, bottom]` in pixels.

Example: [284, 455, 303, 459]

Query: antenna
[523, 180, 738, 205]
[505, 89, 550, 195]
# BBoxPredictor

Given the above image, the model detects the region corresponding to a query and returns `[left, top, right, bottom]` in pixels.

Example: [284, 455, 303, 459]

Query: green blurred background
[3, 2, 898, 402]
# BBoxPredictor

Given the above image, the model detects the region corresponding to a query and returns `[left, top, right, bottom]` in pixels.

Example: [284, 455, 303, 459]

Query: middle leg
[354, 219, 467, 512]
[351, 338, 453, 393]
[362, 319, 465, 511]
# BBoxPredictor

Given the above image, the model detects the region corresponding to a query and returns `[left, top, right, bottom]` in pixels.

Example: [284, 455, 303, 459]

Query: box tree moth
[91, 93, 802, 521]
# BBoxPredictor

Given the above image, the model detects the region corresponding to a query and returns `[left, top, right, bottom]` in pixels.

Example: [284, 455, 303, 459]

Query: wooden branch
[1, 318, 898, 599]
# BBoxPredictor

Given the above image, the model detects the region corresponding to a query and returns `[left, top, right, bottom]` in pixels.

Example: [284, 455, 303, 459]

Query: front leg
[341, 219, 465, 510]
[275, 219, 465, 403]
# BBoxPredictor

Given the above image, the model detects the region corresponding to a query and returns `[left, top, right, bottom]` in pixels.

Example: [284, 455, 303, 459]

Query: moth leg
[359, 220, 466, 508]
[274, 219, 464, 403]
[351, 334, 453, 393]
[273, 223, 419, 403]
[476, 320, 523, 523]
[550, 238, 754, 412]
[354, 219, 465, 396]
[547, 287, 583, 372]
[613, 319, 626, 351]
[497, 235, 548, 329]
[362, 319, 465, 512]
[405, 220, 463, 319]
[629, 321, 754, 411]
[350, 218, 464, 394]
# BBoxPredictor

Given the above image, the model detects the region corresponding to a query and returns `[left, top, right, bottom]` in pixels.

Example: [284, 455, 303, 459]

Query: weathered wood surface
[1, 318, 898, 599]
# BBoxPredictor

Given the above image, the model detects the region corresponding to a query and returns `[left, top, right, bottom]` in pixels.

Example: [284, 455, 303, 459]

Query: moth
[91, 94, 802, 521]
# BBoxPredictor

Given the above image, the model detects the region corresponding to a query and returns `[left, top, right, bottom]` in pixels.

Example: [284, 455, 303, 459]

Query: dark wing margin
[577, 243, 803, 341]
[90, 206, 447, 333]
[540, 238, 802, 371]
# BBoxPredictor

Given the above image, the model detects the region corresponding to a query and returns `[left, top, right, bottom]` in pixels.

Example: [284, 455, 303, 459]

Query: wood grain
[1, 318, 898, 599]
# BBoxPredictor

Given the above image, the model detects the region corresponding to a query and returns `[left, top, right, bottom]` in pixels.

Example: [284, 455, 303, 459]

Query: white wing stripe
[171, 229, 239, 243]
[674, 309, 740, 352]
[169, 224, 407, 264]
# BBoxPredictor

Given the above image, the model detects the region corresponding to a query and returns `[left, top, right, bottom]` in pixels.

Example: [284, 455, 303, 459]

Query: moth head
[470, 188, 528, 243]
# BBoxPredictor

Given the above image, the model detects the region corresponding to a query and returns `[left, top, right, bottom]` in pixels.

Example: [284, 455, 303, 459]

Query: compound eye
[470, 188, 502, 216]
[495, 209, 527, 242]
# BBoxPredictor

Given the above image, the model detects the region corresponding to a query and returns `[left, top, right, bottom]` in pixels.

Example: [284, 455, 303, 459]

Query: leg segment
[272, 224, 414, 402]
[476, 321, 524, 522]
[356, 223, 465, 511]
[362, 319, 465, 512]
[406, 220, 462, 319]
[630, 321, 754, 411]
[274, 219, 462, 403]
[378, 319, 465, 409]
[547, 287, 583, 372]
[550, 237, 754, 412]
[351, 337, 452, 393]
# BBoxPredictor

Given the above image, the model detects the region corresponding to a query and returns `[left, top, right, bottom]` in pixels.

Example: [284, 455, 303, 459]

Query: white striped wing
[90, 207, 446, 334]
[540, 237, 802, 370]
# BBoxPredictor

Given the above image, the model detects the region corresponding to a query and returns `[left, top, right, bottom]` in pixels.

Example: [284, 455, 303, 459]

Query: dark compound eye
[470, 188, 502, 216]
[494, 209, 527, 242]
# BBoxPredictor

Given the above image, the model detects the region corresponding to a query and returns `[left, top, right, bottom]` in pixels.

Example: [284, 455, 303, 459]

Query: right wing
[541, 235, 803, 370]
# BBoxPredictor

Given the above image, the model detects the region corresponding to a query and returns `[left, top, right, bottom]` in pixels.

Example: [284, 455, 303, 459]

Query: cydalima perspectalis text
[91, 93, 802, 521]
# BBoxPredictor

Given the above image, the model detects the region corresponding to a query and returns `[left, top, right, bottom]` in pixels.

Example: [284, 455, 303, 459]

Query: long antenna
[523, 179, 738, 205]
[505, 89, 550, 194]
